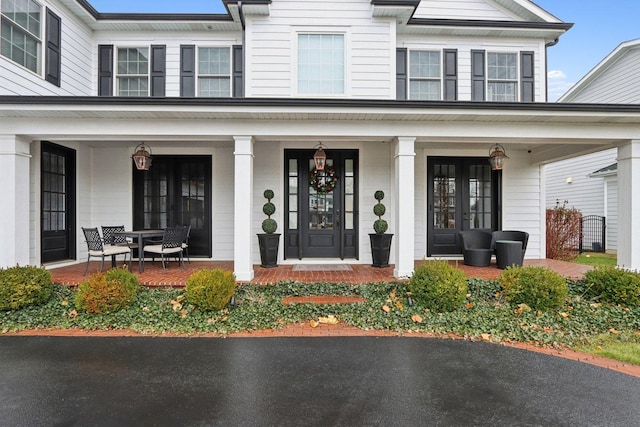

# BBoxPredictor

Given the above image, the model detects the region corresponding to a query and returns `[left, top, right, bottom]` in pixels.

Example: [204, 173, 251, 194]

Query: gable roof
[589, 162, 618, 178]
[559, 39, 640, 102]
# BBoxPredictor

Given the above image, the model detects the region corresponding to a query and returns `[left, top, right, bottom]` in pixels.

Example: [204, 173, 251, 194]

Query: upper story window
[0, 0, 42, 74]
[409, 50, 441, 100]
[487, 52, 517, 102]
[298, 33, 344, 95]
[198, 47, 230, 97]
[117, 47, 148, 97]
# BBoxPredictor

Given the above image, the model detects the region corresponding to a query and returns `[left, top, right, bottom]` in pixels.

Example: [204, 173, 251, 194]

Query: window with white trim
[197, 47, 231, 97]
[487, 52, 517, 102]
[298, 33, 344, 95]
[409, 50, 441, 100]
[0, 0, 42, 73]
[117, 47, 149, 97]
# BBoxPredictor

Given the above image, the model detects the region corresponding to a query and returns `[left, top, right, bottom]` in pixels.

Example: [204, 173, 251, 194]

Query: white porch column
[617, 140, 640, 270]
[0, 135, 31, 267]
[394, 137, 416, 278]
[233, 136, 255, 281]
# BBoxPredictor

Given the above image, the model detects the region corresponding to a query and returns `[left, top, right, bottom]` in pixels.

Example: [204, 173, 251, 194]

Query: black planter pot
[257, 233, 280, 268]
[369, 233, 393, 268]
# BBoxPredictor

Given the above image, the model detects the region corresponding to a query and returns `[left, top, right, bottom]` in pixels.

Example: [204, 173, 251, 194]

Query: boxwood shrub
[583, 266, 640, 307]
[0, 265, 53, 311]
[185, 269, 236, 311]
[499, 266, 568, 311]
[408, 260, 468, 312]
[75, 268, 140, 314]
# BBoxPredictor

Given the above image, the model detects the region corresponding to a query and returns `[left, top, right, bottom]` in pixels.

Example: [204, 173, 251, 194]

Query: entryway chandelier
[132, 143, 153, 171]
[488, 143, 508, 171]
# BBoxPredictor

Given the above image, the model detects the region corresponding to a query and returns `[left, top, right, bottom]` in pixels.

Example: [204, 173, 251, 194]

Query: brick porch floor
[48, 258, 591, 286]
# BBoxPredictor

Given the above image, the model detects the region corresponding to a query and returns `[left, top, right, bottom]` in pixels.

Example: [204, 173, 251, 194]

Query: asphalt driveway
[0, 336, 638, 426]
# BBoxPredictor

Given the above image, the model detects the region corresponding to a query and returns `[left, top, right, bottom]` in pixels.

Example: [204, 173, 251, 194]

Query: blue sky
[88, 0, 638, 101]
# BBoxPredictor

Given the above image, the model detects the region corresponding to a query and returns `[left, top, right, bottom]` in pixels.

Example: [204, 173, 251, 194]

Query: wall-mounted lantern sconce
[313, 143, 327, 171]
[132, 143, 153, 171]
[488, 143, 509, 171]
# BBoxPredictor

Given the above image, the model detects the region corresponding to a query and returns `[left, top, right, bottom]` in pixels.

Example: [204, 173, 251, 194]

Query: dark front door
[427, 157, 500, 256]
[133, 156, 212, 257]
[285, 150, 358, 259]
[41, 142, 76, 263]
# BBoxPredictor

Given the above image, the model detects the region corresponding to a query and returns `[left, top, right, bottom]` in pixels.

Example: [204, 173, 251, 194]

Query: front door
[427, 157, 500, 255]
[284, 150, 358, 259]
[41, 142, 76, 263]
[133, 155, 212, 257]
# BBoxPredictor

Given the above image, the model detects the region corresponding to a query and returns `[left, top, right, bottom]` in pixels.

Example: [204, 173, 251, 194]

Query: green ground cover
[574, 252, 617, 267]
[1, 279, 639, 366]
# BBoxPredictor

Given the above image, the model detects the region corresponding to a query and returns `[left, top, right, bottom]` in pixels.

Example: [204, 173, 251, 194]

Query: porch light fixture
[132, 143, 153, 171]
[488, 143, 509, 171]
[313, 143, 327, 171]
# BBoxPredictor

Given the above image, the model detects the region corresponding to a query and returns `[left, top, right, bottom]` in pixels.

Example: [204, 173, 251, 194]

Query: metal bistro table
[115, 230, 164, 273]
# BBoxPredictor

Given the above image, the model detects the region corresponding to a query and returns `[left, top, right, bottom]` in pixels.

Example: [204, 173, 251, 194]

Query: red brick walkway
[49, 258, 591, 286]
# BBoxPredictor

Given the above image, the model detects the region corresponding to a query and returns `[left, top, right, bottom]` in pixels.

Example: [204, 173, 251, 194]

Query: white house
[546, 39, 640, 253]
[2, 0, 640, 281]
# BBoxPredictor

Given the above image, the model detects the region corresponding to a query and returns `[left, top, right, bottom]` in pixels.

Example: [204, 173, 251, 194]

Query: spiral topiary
[262, 189, 278, 234]
[373, 190, 388, 234]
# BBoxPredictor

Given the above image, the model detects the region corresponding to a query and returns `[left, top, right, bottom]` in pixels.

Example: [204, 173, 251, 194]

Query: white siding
[544, 149, 617, 216]
[605, 177, 618, 251]
[413, 0, 518, 20]
[245, 0, 394, 98]
[398, 35, 546, 102]
[0, 0, 93, 96]
[213, 146, 235, 260]
[565, 47, 640, 104]
[502, 150, 542, 258]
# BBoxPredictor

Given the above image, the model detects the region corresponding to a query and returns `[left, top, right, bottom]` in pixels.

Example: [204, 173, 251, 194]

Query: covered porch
[48, 258, 592, 286]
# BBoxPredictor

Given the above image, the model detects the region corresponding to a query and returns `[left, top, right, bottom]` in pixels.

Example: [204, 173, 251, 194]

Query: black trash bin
[495, 240, 523, 270]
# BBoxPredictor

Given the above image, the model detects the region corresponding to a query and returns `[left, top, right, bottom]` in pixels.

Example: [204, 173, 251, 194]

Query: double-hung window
[198, 47, 230, 97]
[409, 50, 441, 100]
[0, 0, 41, 73]
[487, 52, 517, 102]
[117, 47, 149, 97]
[298, 33, 344, 95]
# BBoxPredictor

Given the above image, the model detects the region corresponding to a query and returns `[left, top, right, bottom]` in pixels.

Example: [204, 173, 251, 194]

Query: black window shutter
[396, 48, 407, 100]
[180, 45, 196, 97]
[520, 51, 534, 102]
[150, 45, 166, 97]
[98, 45, 113, 96]
[233, 45, 244, 97]
[443, 49, 457, 101]
[45, 8, 61, 87]
[471, 50, 486, 101]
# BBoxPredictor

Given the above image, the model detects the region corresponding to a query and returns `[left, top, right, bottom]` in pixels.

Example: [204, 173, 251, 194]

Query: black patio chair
[143, 226, 185, 271]
[459, 230, 493, 267]
[81, 227, 130, 275]
[181, 225, 192, 263]
[491, 230, 529, 260]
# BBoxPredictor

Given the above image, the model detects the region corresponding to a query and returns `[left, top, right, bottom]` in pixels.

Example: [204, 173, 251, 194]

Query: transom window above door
[297, 33, 344, 95]
[117, 47, 149, 97]
[0, 0, 42, 73]
[197, 47, 231, 97]
[409, 50, 441, 100]
[487, 52, 517, 102]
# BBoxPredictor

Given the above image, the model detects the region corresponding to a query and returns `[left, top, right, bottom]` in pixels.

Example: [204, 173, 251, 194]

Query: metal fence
[579, 215, 606, 253]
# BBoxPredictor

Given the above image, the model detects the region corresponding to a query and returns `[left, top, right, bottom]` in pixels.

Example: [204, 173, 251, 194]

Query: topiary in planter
[408, 260, 468, 312]
[499, 266, 568, 311]
[262, 189, 278, 234]
[185, 269, 236, 311]
[373, 190, 388, 234]
[0, 265, 53, 311]
[75, 268, 140, 314]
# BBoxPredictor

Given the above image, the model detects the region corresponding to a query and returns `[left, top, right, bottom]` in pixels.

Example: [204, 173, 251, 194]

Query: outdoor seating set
[81, 225, 191, 275]
[459, 230, 529, 269]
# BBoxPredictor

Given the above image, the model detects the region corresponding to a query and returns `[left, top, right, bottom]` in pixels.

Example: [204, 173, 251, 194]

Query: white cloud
[547, 69, 575, 102]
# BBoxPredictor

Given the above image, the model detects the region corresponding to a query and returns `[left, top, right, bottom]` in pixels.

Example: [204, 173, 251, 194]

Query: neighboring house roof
[559, 38, 640, 103]
[589, 162, 618, 178]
